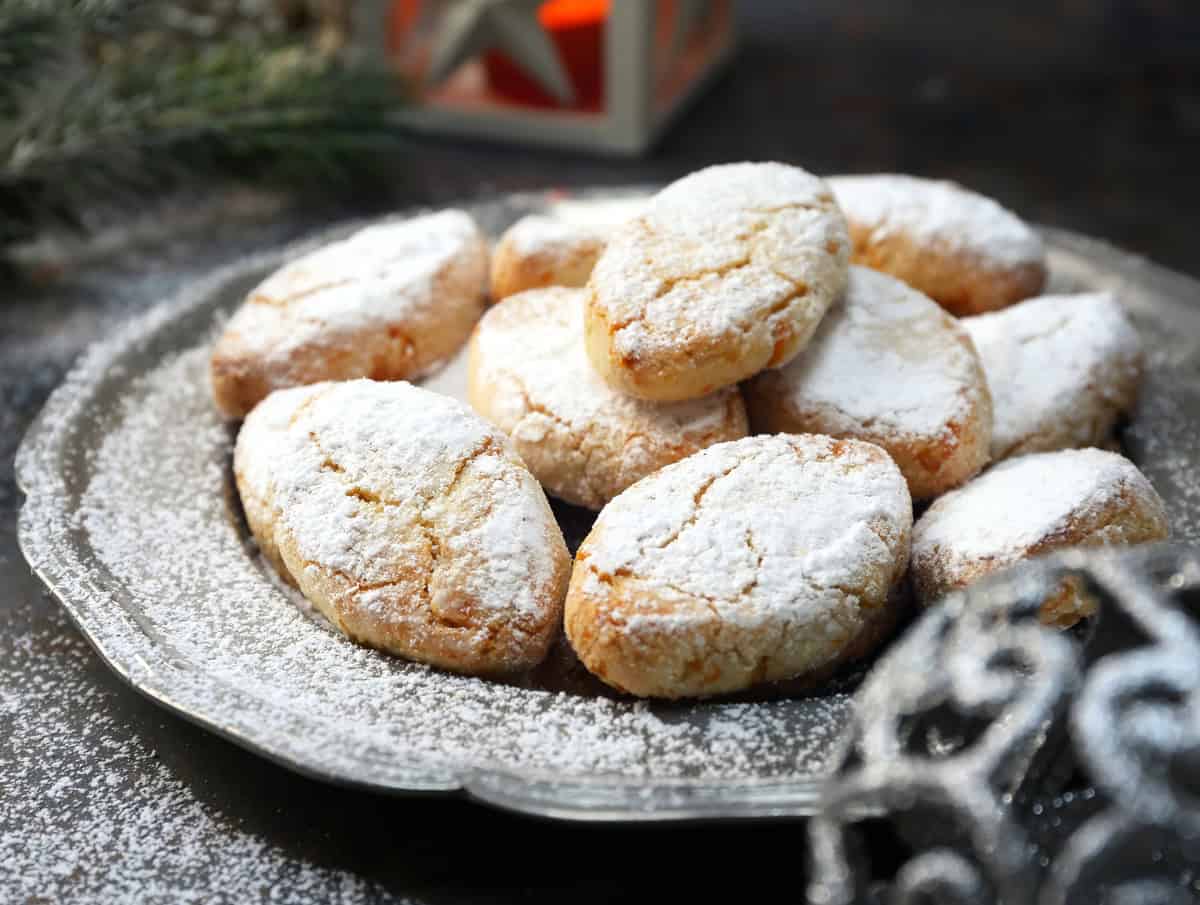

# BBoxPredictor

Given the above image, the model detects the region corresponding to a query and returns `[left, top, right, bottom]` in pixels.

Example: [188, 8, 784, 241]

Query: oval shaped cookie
[585, 162, 850, 402]
[233, 382, 327, 584]
[235, 379, 571, 674]
[490, 215, 608, 301]
[830, 174, 1046, 316]
[911, 448, 1169, 626]
[468, 287, 748, 510]
[962, 292, 1143, 461]
[745, 266, 992, 500]
[565, 434, 912, 698]
[211, 209, 488, 419]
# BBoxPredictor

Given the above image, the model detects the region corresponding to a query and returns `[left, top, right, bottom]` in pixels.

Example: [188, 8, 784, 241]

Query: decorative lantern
[354, 0, 737, 155]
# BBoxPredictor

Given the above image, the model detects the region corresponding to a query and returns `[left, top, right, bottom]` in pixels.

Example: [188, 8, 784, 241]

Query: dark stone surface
[2, 2, 1196, 902]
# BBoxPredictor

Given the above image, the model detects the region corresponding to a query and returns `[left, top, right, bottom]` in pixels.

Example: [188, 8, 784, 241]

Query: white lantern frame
[355, 1, 737, 156]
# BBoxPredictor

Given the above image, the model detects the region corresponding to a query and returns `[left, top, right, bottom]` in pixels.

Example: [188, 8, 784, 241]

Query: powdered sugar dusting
[503, 215, 608, 258]
[233, 384, 319, 511]
[582, 435, 912, 633]
[830, 174, 1044, 267]
[0, 604, 394, 904]
[225, 209, 487, 370]
[912, 448, 1166, 564]
[55, 343, 848, 787]
[756, 266, 985, 438]
[471, 288, 744, 506]
[591, 162, 849, 360]
[477, 291, 736, 436]
[652, 162, 834, 221]
[546, 197, 646, 230]
[267, 380, 559, 619]
[963, 292, 1143, 458]
[252, 209, 483, 318]
[16, 194, 1200, 825]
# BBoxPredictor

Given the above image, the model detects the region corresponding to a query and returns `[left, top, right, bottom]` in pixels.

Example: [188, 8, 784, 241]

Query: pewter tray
[16, 189, 1200, 822]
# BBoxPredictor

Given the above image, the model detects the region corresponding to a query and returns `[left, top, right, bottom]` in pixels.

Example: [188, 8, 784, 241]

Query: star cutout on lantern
[669, 0, 715, 60]
[426, 0, 576, 106]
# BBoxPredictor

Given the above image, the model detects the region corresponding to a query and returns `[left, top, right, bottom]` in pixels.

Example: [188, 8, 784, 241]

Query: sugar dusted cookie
[235, 379, 570, 675]
[233, 382, 326, 583]
[830, 174, 1046, 316]
[745, 266, 991, 500]
[585, 162, 850, 402]
[468, 287, 748, 510]
[547, 196, 646, 228]
[962, 292, 1143, 461]
[490, 215, 608, 301]
[565, 434, 912, 698]
[211, 210, 488, 419]
[911, 448, 1169, 626]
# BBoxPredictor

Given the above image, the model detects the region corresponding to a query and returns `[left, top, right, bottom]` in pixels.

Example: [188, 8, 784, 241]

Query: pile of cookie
[212, 163, 1168, 699]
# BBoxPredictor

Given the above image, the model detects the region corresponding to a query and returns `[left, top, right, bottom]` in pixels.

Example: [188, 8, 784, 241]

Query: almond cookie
[232, 382, 326, 583]
[830, 174, 1046, 316]
[234, 379, 571, 674]
[565, 434, 912, 698]
[745, 266, 991, 500]
[469, 288, 748, 510]
[211, 210, 488, 419]
[911, 448, 1169, 626]
[490, 215, 608, 301]
[962, 292, 1143, 461]
[585, 162, 850, 402]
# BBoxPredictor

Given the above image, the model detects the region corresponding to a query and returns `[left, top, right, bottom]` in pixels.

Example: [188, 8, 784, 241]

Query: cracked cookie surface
[490, 215, 609, 301]
[211, 210, 488, 419]
[911, 448, 1169, 626]
[233, 383, 327, 583]
[745, 266, 992, 500]
[234, 379, 570, 674]
[468, 287, 748, 510]
[962, 292, 1143, 461]
[565, 434, 912, 698]
[584, 162, 850, 402]
[830, 174, 1046, 316]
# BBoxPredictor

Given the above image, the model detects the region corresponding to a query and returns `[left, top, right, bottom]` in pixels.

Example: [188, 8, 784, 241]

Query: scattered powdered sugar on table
[830, 173, 1045, 266]
[0, 605, 395, 905]
[72, 343, 850, 786]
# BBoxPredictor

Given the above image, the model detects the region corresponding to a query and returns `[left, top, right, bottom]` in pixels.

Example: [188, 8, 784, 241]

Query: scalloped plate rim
[15, 188, 1200, 823]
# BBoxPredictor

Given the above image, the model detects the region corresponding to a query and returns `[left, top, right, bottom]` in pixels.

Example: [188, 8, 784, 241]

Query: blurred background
[1, 2, 1198, 903]
[1, 0, 1196, 275]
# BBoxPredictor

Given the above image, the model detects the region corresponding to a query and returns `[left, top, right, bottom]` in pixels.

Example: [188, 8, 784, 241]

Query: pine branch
[0, 4, 72, 117]
[0, 2, 407, 249]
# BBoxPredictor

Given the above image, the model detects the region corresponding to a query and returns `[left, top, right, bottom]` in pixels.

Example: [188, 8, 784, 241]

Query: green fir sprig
[0, 0, 406, 248]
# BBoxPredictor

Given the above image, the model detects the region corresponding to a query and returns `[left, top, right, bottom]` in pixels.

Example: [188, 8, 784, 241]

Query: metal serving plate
[15, 189, 1200, 822]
